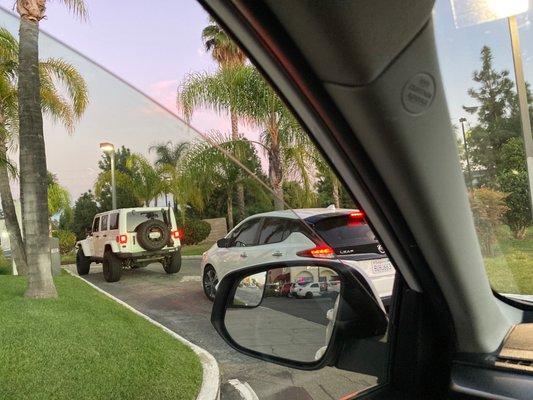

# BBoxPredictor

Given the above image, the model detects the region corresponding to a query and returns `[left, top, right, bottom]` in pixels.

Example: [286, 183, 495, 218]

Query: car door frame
[197, 1, 470, 398]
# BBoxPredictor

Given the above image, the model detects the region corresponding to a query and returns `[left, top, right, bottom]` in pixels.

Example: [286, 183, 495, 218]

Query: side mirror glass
[232, 272, 266, 307]
[216, 238, 229, 248]
[226, 265, 340, 363]
[212, 260, 388, 369]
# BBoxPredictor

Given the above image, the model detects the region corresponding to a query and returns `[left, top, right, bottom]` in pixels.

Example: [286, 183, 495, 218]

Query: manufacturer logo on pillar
[377, 244, 385, 254]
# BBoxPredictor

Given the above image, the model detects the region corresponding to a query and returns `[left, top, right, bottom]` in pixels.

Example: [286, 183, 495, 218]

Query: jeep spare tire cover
[136, 219, 171, 251]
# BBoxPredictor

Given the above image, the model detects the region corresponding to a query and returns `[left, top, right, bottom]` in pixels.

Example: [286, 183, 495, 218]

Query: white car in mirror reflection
[201, 207, 395, 302]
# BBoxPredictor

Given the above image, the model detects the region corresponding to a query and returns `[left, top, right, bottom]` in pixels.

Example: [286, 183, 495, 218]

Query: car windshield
[1, 1, 530, 400]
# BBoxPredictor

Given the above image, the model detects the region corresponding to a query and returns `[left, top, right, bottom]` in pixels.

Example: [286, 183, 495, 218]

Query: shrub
[0, 249, 11, 275]
[178, 219, 211, 245]
[497, 170, 531, 240]
[469, 188, 509, 256]
[52, 230, 77, 255]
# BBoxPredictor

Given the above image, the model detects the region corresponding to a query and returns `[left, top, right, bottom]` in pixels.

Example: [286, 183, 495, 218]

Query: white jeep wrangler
[76, 207, 182, 282]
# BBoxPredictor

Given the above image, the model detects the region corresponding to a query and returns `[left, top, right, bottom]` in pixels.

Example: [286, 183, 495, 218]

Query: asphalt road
[65, 259, 378, 399]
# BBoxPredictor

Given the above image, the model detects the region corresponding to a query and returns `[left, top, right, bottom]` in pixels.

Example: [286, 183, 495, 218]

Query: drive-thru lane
[65, 259, 377, 400]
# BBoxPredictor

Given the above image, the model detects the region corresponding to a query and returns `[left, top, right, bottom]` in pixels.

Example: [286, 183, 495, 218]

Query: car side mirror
[211, 260, 388, 370]
[216, 238, 229, 248]
[86, 228, 92, 237]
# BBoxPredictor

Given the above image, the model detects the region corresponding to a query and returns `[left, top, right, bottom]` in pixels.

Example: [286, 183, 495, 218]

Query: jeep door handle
[240, 252, 247, 258]
[102, 234, 107, 238]
[272, 251, 283, 257]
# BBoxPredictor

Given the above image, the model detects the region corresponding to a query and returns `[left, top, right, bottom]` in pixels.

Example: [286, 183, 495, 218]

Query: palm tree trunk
[18, 18, 56, 298]
[269, 145, 284, 210]
[226, 190, 234, 230]
[0, 138, 28, 275]
[332, 177, 340, 208]
[230, 109, 246, 222]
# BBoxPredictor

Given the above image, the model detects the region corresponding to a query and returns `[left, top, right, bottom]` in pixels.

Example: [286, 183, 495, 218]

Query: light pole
[508, 15, 533, 218]
[459, 117, 474, 189]
[100, 142, 116, 209]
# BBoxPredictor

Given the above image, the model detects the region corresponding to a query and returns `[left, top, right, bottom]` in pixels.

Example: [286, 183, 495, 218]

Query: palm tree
[313, 150, 341, 208]
[179, 65, 304, 210]
[201, 18, 247, 220]
[149, 141, 190, 207]
[47, 172, 70, 219]
[126, 154, 165, 206]
[16, 0, 88, 298]
[95, 153, 164, 208]
[182, 134, 266, 229]
[0, 27, 88, 278]
[149, 141, 190, 168]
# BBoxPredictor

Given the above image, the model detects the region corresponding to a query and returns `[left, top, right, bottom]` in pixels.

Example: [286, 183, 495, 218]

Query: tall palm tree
[179, 65, 303, 210]
[201, 18, 247, 220]
[0, 27, 88, 278]
[182, 134, 265, 229]
[16, 0, 88, 298]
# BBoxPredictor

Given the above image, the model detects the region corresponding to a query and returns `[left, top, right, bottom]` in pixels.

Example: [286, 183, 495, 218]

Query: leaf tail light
[296, 244, 335, 259]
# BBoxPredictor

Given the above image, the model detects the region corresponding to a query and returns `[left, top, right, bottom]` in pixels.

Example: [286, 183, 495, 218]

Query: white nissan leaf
[201, 207, 395, 302]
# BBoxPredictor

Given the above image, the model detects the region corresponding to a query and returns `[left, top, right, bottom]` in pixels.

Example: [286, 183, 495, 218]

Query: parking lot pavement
[65, 259, 378, 399]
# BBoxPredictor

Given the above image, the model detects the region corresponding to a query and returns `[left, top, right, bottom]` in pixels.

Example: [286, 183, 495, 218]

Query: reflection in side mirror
[232, 272, 266, 307]
[225, 265, 341, 363]
[211, 260, 388, 371]
[216, 238, 229, 248]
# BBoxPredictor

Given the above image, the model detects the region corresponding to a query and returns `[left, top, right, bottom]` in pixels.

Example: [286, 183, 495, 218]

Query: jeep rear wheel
[163, 251, 181, 274]
[103, 251, 122, 282]
[76, 247, 91, 275]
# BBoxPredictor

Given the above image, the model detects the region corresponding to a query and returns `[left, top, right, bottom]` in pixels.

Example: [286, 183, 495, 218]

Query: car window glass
[92, 217, 100, 233]
[109, 213, 119, 230]
[258, 218, 287, 244]
[434, 0, 533, 298]
[231, 219, 262, 247]
[100, 214, 109, 231]
[0, 4, 401, 398]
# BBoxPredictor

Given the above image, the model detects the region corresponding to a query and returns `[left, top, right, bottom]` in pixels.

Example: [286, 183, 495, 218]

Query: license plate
[371, 260, 393, 275]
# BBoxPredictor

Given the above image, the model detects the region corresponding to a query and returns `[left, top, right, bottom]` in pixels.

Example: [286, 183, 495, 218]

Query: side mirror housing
[216, 238, 229, 248]
[211, 260, 388, 371]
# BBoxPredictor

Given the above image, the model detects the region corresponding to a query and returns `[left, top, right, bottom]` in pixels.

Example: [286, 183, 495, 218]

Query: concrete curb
[182, 255, 203, 260]
[63, 268, 220, 400]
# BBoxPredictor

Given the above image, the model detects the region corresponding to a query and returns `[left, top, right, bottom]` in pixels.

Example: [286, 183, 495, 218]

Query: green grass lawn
[60, 251, 76, 265]
[484, 227, 533, 295]
[181, 243, 213, 256]
[0, 272, 202, 400]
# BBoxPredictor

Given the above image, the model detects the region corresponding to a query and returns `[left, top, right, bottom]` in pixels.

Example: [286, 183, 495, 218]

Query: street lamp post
[508, 15, 533, 218]
[99, 142, 117, 209]
[459, 117, 474, 189]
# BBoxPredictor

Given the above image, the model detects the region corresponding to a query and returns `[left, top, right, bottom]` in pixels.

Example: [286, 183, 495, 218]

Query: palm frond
[39, 58, 89, 118]
[54, 0, 89, 21]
